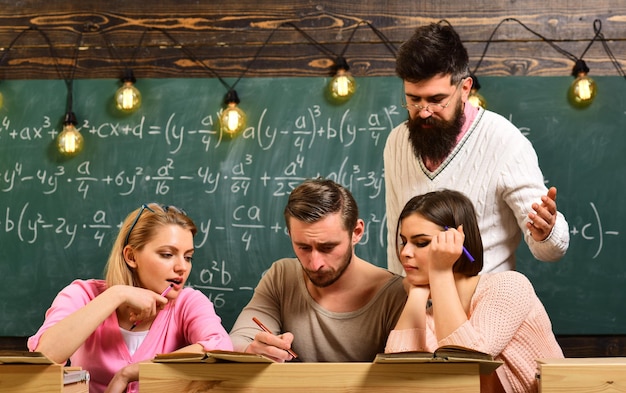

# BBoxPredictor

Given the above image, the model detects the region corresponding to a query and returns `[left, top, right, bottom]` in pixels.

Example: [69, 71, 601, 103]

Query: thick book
[153, 350, 273, 363]
[374, 345, 502, 374]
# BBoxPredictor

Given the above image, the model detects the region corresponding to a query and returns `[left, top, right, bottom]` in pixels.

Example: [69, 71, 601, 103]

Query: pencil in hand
[130, 284, 174, 330]
[252, 316, 298, 359]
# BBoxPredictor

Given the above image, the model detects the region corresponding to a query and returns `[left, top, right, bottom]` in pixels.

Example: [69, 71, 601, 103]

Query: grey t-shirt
[229, 258, 407, 362]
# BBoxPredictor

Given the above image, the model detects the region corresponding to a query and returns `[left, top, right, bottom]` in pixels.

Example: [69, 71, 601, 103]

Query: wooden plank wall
[0, 0, 624, 80]
[1, 0, 625, 357]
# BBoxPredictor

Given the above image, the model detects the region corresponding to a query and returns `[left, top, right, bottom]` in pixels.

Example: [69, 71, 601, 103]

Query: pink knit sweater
[385, 271, 563, 393]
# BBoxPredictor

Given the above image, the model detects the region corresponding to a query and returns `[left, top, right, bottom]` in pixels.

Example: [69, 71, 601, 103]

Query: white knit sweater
[384, 108, 569, 274]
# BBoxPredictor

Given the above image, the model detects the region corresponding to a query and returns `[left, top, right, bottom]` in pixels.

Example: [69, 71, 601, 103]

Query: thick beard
[407, 100, 465, 165]
[302, 245, 353, 288]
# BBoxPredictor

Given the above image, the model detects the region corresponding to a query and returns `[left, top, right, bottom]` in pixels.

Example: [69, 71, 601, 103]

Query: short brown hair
[284, 178, 359, 232]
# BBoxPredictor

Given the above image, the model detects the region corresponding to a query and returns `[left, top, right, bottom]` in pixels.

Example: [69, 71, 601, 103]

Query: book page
[434, 345, 494, 361]
[153, 352, 211, 363]
[153, 350, 273, 363]
[374, 349, 503, 375]
[374, 351, 435, 363]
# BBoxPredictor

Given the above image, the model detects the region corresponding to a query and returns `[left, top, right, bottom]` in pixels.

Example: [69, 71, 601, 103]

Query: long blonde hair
[104, 203, 197, 287]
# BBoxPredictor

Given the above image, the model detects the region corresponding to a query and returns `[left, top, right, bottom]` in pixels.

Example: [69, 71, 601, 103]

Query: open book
[374, 345, 502, 374]
[153, 350, 273, 364]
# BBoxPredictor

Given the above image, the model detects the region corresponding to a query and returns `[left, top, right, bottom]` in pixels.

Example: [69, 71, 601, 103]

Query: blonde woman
[29, 203, 232, 393]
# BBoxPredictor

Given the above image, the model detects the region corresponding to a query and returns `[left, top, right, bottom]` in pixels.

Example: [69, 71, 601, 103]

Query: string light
[467, 74, 487, 109]
[0, 26, 85, 155]
[105, 29, 147, 114]
[156, 28, 258, 139]
[57, 111, 83, 156]
[1, 16, 623, 137]
[328, 56, 356, 103]
[569, 59, 596, 108]
[115, 68, 141, 113]
[464, 18, 624, 110]
[281, 20, 398, 104]
[53, 30, 83, 156]
[220, 90, 246, 136]
[0, 27, 50, 110]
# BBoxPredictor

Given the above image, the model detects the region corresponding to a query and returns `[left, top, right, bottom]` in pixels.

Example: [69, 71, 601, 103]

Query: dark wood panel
[0, 1, 624, 79]
[558, 336, 626, 357]
[0, 41, 623, 79]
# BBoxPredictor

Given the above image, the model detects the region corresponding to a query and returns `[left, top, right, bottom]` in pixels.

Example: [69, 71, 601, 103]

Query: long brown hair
[396, 189, 483, 275]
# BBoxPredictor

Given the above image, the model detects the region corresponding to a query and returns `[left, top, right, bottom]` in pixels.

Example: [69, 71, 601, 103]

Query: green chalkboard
[0, 76, 624, 337]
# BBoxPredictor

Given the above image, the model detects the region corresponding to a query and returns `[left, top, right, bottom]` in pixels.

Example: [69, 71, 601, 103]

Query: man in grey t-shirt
[229, 178, 407, 362]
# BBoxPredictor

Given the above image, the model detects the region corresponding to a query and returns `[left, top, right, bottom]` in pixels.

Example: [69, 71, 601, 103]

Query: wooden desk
[537, 358, 626, 392]
[0, 363, 88, 393]
[139, 362, 481, 392]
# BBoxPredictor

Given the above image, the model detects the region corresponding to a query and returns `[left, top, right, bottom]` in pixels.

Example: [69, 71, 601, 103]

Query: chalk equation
[0, 103, 399, 151]
[569, 202, 619, 259]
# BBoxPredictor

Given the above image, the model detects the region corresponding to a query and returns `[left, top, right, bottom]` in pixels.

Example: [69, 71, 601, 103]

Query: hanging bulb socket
[328, 56, 356, 103]
[63, 111, 77, 126]
[115, 68, 142, 113]
[220, 90, 246, 136]
[467, 74, 487, 109]
[568, 59, 596, 108]
[57, 111, 84, 157]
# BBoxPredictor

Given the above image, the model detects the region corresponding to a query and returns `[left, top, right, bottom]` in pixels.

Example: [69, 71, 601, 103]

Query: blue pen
[444, 226, 475, 262]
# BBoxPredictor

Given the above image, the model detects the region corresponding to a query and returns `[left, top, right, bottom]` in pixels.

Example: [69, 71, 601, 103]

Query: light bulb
[220, 102, 246, 136]
[467, 74, 487, 109]
[569, 73, 597, 108]
[568, 60, 596, 108]
[115, 80, 141, 113]
[0, 91, 3, 109]
[329, 68, 356, 102]
[57, 122, 83, 157]
[468, 89, 487, 109]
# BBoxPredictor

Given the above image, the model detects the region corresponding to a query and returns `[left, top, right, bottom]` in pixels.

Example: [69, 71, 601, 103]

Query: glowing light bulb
[329, 68, 356, 102]
[115, 80, 141, 113]
[467, 74, 487, 109]
[568, 60, 596, 108]
[220, 99, 246, 136]
[56, 114, 83, 157]
[569, 73, 597, 108]
[0, 91, 3, 109]
[468, 89, 487, 109]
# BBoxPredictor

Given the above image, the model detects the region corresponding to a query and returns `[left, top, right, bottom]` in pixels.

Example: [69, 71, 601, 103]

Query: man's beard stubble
[407, 100, 465, 165]
[302, 245, 353, 288]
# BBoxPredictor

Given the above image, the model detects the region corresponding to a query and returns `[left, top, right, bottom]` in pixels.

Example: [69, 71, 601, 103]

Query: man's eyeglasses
[401, 78, 465, 114]
[123, 204, 187, 247]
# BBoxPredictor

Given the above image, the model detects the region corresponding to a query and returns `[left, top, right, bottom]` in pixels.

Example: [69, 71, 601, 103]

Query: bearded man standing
[384, 22, 570, 275]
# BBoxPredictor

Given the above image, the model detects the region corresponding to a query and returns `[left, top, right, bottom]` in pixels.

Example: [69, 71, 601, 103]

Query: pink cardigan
[28, 279, 232, 393]
[386, 271, 563, 393]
